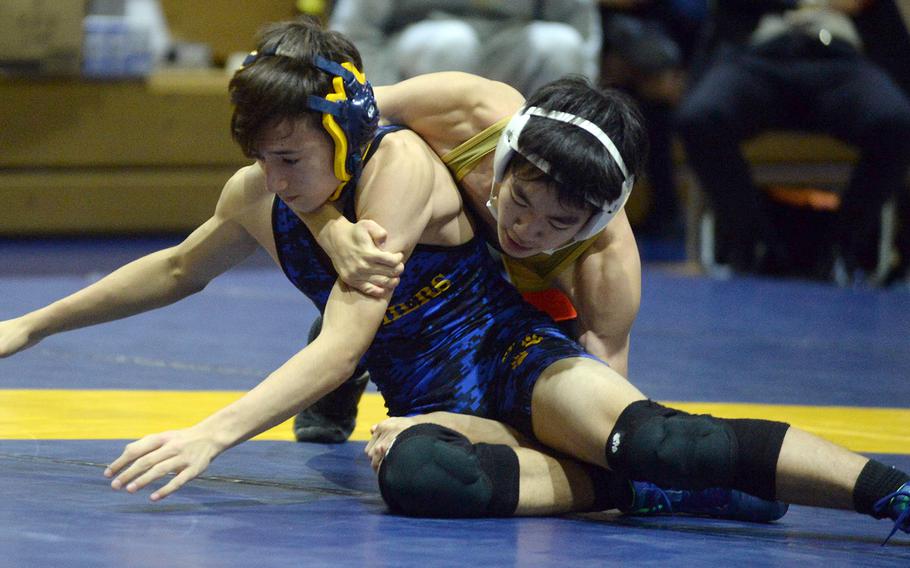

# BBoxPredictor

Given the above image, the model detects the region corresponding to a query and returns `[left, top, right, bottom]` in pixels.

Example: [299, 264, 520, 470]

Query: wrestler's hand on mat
[326, 218, 404, 297]
[366, 417, 416, 472]
[104, 426, 221, 501]
[0, 316, 42, 358]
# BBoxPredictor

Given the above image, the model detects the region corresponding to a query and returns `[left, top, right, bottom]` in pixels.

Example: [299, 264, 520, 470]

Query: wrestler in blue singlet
[272, 126, 600, 436]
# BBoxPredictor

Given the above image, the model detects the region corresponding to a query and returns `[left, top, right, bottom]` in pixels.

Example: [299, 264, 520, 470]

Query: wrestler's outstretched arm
[0, 169, 259, 359]
[104, 276, 394, 501]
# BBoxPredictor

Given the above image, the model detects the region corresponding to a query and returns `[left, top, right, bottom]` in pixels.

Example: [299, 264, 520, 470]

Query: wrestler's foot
[874, 481, 910, 544]
[626, 482, 789, 523]
[293, 370, 369, 444]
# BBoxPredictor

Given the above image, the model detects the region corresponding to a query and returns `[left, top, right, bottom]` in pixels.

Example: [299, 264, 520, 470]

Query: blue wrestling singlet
[272, 126, 600, 436]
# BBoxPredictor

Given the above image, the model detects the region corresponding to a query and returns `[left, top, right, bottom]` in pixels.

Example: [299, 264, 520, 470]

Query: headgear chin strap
[489, 106, 635, 252]
[242, 48, 379, 200]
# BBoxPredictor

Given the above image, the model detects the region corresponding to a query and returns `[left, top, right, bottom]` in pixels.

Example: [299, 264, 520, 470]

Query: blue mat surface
[1, 441, 908, 567]
[1, 238, 909, 567]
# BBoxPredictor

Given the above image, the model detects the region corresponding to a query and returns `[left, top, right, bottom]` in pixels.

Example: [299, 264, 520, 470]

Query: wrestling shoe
[293, 369, 369, 443]
[873, 481, 910, 545]
[626, 482, 789, 522]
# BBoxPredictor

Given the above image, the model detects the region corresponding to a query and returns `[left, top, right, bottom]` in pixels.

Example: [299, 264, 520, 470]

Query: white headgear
[489, 106, 635, 251]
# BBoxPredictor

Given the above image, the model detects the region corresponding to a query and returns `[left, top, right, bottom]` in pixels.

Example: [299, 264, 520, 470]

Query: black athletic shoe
[293, 369, 370, 443]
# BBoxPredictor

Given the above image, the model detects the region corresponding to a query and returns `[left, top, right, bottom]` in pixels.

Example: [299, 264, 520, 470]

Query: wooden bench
[0, 71, 247, 234]
[0, 0, 305, 236]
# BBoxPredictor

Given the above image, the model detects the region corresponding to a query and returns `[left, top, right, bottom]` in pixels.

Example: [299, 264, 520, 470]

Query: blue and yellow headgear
[242, 48, 379, 200]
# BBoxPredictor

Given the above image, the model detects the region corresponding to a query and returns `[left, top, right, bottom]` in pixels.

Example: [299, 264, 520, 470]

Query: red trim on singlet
[521, 288, 577, 322]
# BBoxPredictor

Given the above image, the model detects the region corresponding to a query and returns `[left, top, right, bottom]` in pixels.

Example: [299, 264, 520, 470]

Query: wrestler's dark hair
[229, 17, 367, 158]
[511, 77, 648, 213]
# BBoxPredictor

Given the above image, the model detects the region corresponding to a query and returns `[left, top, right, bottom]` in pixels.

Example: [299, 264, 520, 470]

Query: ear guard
[490, 106, 635, 247]
[306, 56, 379, 200]
[242, 49, 379, 200]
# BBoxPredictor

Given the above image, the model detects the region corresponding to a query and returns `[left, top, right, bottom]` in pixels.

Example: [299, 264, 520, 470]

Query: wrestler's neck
[458, 157, 498, 238]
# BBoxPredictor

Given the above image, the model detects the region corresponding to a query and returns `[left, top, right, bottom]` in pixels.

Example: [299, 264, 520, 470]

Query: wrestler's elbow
[578, 329, 630, 378]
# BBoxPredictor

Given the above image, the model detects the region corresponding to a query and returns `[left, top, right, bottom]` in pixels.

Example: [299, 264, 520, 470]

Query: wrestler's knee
[378, 423, 519, 517]
[606, 400, 789, 499]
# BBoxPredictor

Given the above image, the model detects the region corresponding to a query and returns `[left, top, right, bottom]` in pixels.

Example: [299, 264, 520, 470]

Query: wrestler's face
[255, 118, 339, 213]
[493, 175, 593, 258]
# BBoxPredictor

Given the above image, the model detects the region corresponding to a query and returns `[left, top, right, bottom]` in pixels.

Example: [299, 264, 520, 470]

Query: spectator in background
[675, 0, 910, 284]
[598, 0, 708, 238]
[328, 0, 601, 94]
[853, 0, 910, 286]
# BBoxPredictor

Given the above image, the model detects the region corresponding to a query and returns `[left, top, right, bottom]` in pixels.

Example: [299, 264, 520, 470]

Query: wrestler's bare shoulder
[208, 164, 279, 248]
[214, 165, 272, 216]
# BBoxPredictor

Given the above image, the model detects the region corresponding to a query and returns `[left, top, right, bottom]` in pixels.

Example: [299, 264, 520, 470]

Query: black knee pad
[607, 400, 736, 489]
[377, 423, 519, 518]
[607, 400, 789, 499]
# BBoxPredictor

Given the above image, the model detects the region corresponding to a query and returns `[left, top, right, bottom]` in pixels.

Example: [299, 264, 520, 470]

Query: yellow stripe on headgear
[323, 62, 366, 201]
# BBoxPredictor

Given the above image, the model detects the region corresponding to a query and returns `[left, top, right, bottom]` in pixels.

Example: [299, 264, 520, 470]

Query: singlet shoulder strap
[442, 116, 511, 182]
[362, 124, 407, 164]
[338, 124, 408, 217]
